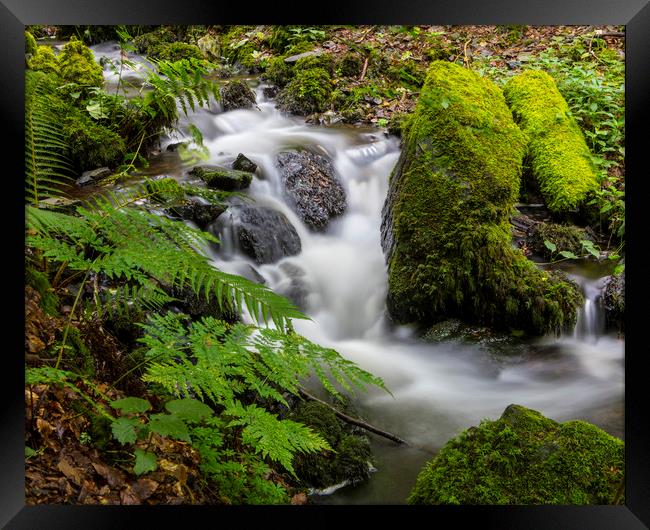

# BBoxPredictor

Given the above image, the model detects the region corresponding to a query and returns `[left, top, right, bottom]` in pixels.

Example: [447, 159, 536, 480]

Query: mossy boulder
[381, 61, 582, 335]
[28, 45, 60, 76]
[58, 37, 104, 92]
[290, 401, 373, 489]
[63, 111, 126, 172]
[219, 80, 257, 111]
[528, 221, 591, 260]
[189, 165, 253, 191]
[408, 404, 624, 505]
[156, 42, 204, 62]
[503, 70, 599, 214]
[277, 67, 332, 115]
[133, 27, 177, 57]
[261, 56, 294, 88]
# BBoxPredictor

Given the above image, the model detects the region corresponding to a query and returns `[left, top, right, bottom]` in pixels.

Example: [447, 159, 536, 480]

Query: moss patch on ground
[408, 404, 624, 505]
[503, 70, 599, 214]
[381, 61, 582, 335]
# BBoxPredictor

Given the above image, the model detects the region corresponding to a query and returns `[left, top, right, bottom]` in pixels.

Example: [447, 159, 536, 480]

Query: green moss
[156, 42, 204, 62]
[189, 166, 253, 191]
[63, 109, 127, 171]
[408, 404, 624, 505]
[28, 45, 60, 77]
[290, 401, 373, 489]
[269, 27, 292, 53]
[25, 268, 60, 316]
[337, 52, 363, 77]
[277, 67, 332, 115]
[58, 37, 104, 92]
[529, 221, 590, 260]
[383, 61, 582, 335]
[262, 57, 293, 87]
[503, 70, 599, 213]
[25, 31, 37, 56]
[133, 27, 177, 57]
[220, 26, 261, 72]
[294, 53, 334, 74]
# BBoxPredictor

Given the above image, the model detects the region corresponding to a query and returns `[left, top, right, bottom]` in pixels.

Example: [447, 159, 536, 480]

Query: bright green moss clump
[503, 70, 599, 213]
[277, 67, 332, 115]
[58, 37, 104, 90]
[381, 61, 582, 335]
[25, 31, 37, 56]
[408, 404, 624, 505]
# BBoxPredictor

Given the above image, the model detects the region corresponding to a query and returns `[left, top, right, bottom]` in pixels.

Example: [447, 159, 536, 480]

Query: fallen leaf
[57, 457, 85, 486]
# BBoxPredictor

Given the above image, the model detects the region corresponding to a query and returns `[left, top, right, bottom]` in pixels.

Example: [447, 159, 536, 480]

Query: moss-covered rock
[503, 70, 599, 214]
[156, 42, 204, 62]
[262, 56, 294, 88]
[133, 27, 177, 57]
[528, 221, 591, 260]
[277, 67, 332, 115]
[25, 31, 37, 56]
[408, 404, 624, 505]
[219, 80, 257, 111]
[189, 166, 253, 191]
[290, 401, 373, 489]
[63, 110, 127, 172]
[58, 37, 104, 92]
[336, 52, 363, 77]
[381, 61, 582, 335]
[28, 45, 60, 76]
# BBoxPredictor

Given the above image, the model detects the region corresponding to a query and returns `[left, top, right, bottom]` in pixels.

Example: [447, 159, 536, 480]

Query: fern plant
[139, 311, 387, 475]
[25, 76, 74, 206]
[26, 180, 304, 329]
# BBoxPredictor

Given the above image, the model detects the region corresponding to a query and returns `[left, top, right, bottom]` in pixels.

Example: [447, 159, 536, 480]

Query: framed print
[2, 0, 649, 527]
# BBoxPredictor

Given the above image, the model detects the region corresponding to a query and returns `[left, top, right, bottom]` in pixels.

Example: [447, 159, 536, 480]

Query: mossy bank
[408, 404, 624, 504]
[380, 61, 583, 335]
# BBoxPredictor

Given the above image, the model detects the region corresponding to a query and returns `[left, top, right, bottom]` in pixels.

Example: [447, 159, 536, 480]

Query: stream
[93, 45, 625, 505]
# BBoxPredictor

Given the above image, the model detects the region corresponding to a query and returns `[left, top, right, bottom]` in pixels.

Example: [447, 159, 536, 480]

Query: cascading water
[99, 50, 623, 503]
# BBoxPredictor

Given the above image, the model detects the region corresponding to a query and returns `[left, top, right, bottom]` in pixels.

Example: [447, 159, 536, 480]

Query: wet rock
[290, 401, 373, 490]
[262, 86, 279, 99]
[409, 404, 624, 505]
[231, 153, 258, 174]
[602, 271, 624, 333]
[527, 221, 591, 260]
[276, 150, 346, 231]
[75, 167, 112, 187]
[166, 283, 238, 324]
[164, 199, 226, 229]
[166, 142, 188, 152]
[219, 80, 257, 111]
[207, 205, 301, 264]
[189, 166, 253, 191]
[278, 262, 311, 309]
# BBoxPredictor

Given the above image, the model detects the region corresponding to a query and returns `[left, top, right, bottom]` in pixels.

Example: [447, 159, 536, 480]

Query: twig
[298, 388, 408, 445]
[359, 56, 369, 81]
[463, 39, 472, 67]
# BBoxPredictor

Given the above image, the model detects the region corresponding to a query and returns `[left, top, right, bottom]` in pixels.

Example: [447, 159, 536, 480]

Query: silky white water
[130, 72, 623, 503]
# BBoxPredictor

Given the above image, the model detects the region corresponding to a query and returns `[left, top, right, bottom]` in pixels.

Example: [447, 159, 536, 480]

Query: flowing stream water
[93, 49, 624, 504]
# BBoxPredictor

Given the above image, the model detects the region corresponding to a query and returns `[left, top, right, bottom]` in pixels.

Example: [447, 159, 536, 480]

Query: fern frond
[25, 84, 74, 206]
[225, 400, 331, 475]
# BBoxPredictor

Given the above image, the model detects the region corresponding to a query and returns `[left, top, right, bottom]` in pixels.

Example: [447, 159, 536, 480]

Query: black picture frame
[2, 1, 648, 527]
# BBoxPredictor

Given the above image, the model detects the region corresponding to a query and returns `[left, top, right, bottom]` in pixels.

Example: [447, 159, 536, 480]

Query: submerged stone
[276, 150, 346, 231]
[164, 198, 225, 228]
[380, 61, 582, 335]
[408, 404, 624, 505]
[503, 70, 599, 214]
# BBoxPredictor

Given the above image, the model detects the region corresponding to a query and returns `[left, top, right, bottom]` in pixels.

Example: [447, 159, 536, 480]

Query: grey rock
[207, 205, 301, 264]
[284, 50, 323, 63]
[75, 167, 112, 187]
[276, 150, 346, 231]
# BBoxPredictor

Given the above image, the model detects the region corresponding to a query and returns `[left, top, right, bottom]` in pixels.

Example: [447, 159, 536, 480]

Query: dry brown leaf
[57, 457, 85, 486]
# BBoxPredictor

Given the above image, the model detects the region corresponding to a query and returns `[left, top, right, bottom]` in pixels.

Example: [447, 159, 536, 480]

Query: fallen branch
[298, 388, 408, 445]
[359, 56, 369, 81]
